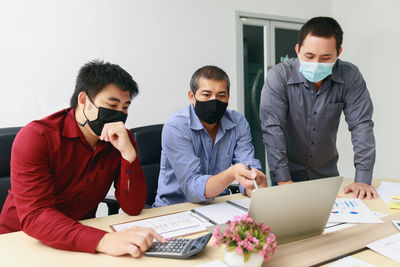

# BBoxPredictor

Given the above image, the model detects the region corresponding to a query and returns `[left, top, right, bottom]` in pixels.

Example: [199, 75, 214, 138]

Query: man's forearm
[204, 167, 235, 199]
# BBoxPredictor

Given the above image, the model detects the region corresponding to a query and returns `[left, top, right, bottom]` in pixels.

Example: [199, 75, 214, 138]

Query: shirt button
[312, 128, 316, 131]
[311, 142, 314, 145]
[127, 169, 132, 174]
[313, 111, 317, 115]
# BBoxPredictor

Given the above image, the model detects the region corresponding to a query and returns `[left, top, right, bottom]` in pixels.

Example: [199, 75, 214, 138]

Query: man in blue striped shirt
[154, 66, 267, 207]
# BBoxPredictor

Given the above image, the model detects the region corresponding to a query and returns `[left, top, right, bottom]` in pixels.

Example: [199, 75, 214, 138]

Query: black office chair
[0, 127, 22, 213]
[131, 124, 163, 207]
[102, 124, 164, 214]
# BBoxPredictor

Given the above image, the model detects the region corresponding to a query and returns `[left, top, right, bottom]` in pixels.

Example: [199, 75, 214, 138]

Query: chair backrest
[130, 124, 163, 207]
[0, 127, 22, 212]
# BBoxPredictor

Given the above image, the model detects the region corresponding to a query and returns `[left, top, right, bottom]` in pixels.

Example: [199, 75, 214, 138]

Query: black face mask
[194, 98, 228, 124]
[81, 98, 127, 136]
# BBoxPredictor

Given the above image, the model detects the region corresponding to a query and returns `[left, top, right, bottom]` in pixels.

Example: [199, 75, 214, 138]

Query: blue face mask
[298, 59, 336, 83]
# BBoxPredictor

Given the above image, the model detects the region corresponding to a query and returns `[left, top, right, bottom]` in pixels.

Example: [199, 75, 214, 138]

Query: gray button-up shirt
[260, 58, 375, 184]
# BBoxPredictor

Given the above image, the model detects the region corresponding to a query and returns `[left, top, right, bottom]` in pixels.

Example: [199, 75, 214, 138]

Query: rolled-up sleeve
[343, 68, 375, 184]
[162, 123, 211, 203]
[259, 68, 291, 183]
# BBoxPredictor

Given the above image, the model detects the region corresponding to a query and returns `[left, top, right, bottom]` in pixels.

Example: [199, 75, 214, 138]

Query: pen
[247, 165, 259, 190]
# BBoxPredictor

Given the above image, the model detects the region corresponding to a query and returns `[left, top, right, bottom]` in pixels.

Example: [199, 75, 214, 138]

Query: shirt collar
[329, 59, 346, 84]
[287, 58, 308, 85]
[189, 104, 236, 132]
[62, 108, 83, 138]
[287, 57, 345, 85]
[62, 107, 111, 151]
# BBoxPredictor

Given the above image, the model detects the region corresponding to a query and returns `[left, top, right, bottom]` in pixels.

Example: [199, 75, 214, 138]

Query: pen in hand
[247, 165, 259, 190]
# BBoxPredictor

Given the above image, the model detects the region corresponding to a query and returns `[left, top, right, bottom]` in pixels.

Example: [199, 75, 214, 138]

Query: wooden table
[0, 179, 399, 267]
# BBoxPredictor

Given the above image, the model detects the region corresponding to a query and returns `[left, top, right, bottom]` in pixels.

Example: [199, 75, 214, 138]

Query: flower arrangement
[213, 214, 277, 262]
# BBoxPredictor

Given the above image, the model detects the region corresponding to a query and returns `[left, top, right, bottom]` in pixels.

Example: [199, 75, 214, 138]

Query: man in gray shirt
[260, 17, 377, 199]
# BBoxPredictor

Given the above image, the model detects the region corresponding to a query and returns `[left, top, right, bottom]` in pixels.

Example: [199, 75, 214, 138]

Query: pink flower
[213, 214, 277, 261]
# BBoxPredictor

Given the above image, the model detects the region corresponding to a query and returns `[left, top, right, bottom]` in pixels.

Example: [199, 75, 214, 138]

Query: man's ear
[295, 43, 300, 55]
[77, 91, 88, 109]
[188, 90, 196, 106]
[337, 46, 343, 57]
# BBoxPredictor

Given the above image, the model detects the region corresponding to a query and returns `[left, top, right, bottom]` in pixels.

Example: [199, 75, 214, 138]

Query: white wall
[0, 0, 330, 128]
[332, 0, 400, 179]
[3, 0, 398, 180]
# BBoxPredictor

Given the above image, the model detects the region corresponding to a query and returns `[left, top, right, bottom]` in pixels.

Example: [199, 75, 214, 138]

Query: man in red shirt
[0, 60, 164, 257]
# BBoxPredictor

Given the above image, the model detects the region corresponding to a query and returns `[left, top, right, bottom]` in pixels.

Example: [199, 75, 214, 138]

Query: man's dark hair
[190, 65, 230, 94]
[298, 17, 343, 54]
[70, 60, 139, 108]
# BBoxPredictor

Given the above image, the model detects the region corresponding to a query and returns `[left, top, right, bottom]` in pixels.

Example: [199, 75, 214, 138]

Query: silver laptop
[248, 176, 343, 244]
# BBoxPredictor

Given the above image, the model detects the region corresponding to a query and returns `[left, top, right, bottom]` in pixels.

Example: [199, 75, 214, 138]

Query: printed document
[328, 198, 383, 223]
[111, 211, 213, 238]
[367, 233, 400, 263]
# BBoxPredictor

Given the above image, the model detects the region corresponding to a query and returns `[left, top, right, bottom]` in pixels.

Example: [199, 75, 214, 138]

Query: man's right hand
[96, 226, 165, 257]
[277, 180, 294, 185]
[231, 164, 267, 196]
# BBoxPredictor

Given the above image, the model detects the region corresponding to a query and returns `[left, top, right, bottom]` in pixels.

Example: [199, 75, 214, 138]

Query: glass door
[238, 16, 302, 185]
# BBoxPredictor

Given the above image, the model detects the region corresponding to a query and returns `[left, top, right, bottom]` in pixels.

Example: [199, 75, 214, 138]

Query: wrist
[120, 145, 136, 163]
[96, 233, 110, 253]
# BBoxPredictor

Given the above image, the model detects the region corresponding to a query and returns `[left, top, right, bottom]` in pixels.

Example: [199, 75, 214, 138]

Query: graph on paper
[328, 198, 383, 223]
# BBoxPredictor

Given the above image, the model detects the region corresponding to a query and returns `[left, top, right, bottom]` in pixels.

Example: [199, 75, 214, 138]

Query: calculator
[144, 233, 212, 259]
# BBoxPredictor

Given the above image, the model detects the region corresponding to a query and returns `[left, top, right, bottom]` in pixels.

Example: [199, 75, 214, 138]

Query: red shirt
[0, 108, 147, 253]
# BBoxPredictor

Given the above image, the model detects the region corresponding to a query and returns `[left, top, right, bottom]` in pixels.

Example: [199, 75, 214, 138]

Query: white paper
[192, 202, 247, 225]
[367, 233, 400, 263]
[330, 256, 377, 267]
[325, 212, 387, 234]
[324, 222, 356, 234]
[112, 211, 213, 238]
[377, 182, 400, 205]
[328, 198, 383, 223]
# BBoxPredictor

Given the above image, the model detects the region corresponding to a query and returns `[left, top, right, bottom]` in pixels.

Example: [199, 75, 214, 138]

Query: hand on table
[343, 182, 378, 200]
[96, 226, 165, 257]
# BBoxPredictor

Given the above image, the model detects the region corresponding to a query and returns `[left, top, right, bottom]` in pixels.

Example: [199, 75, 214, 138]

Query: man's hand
[230, 164, 267, 197]
[343, 182, 378, 200]
[96, 226, 165, 257]
[100, 122, 137, 163]
[277, 180, 294, 185]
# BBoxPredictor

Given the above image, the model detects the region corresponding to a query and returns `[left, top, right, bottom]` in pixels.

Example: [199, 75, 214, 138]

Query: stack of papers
[377, 182, 400, 208]
[328, 198, 383, 224]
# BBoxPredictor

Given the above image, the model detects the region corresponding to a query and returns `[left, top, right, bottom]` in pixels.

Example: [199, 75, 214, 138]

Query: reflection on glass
[275, 28, 299, 64]
[243, 25, 265, 172]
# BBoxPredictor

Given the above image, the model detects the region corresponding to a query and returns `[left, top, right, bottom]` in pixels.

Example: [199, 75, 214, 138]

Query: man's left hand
[100, 122, 137, 163]
[343, 182, 378, 200]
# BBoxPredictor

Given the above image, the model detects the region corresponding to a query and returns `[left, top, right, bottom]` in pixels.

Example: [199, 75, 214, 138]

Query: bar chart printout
[328, 198, 383, 224]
